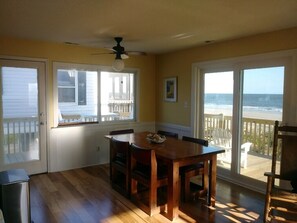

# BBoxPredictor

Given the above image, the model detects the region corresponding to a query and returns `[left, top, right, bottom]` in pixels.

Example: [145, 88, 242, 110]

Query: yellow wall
[0, 37, 156, 126]
[1, 27, 297, 128]
[156, 27, 297, 126]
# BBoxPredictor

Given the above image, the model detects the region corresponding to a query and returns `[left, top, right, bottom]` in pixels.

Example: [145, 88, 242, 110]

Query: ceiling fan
[93, 37, 146, 71]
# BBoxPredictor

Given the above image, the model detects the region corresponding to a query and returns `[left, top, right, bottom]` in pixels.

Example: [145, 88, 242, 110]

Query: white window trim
[99, 70, 137, 123]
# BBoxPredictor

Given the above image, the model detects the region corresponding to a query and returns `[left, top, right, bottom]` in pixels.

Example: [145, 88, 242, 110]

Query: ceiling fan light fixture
[92, 37, 145, 71]
[112, 58, 125, 71]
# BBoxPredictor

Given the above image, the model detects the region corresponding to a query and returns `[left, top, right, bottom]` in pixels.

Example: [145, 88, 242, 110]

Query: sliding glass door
[197, 59, 286, 188]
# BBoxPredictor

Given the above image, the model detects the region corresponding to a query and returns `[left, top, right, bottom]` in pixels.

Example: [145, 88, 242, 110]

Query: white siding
[2, 67, 38, 118]
[58, 72, 97, 118]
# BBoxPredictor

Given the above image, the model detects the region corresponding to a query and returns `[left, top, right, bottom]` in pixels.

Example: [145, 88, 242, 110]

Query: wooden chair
[157, 130, 178, 139]
[211, 128, 252, 168]
[109, 129, 133, 197]
[180, 136, 209, 202]
[109, 129, 134, 181]
[130, 143, 168, 216]
[264, 120, 297, 222]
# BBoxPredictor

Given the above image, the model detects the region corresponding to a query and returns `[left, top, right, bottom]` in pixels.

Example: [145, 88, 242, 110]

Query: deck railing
[2, 117, 39, 155]
[204, 113, 275, 157]
[60, 100, 134, 124]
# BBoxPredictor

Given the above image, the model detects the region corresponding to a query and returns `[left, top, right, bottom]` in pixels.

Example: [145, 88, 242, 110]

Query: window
[57, 70, 86, 105]
[100, 72, 134, 122]
[54, 63, 136, 126]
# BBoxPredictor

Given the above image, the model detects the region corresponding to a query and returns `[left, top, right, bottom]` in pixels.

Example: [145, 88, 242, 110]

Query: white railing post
[204, 114, 275, 157]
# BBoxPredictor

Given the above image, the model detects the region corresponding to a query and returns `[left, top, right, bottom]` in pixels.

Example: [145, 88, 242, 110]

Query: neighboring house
[56, 69, 135, 123]
[2, 67, 38, 118]
[57, 69, 98, 121]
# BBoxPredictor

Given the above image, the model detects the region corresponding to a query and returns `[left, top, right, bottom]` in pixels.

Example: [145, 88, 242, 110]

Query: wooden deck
[241, 153, 273, 182]
[217, 152, 277, 183]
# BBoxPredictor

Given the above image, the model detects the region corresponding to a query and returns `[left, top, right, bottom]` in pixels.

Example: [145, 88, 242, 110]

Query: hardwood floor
[30, 165, 265, 223]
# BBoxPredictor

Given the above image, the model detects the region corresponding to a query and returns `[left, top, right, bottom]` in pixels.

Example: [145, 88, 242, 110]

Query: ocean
[205, 93, 283, 112]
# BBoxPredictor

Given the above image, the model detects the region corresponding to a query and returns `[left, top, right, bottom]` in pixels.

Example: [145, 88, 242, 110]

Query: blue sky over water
[205, 66, 284, 95]
[243, 67, 284, 94]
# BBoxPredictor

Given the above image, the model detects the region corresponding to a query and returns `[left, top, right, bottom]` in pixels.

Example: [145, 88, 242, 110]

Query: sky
[205, 66, 284, 94]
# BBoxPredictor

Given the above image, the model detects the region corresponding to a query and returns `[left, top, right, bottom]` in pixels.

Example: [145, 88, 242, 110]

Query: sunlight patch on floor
[215, 201, 260, 222]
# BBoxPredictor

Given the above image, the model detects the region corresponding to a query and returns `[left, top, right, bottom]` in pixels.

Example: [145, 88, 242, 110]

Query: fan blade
[91, 52, 114, 56]
[125, 51, 147, 56]
[121, 54, 129, 59]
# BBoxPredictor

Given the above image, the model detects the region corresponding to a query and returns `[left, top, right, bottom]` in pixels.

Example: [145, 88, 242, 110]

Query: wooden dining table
[105, 131, 225, 221]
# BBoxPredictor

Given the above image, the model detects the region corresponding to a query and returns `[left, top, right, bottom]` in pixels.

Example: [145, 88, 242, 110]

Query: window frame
[191, 50, 294, 192]
[53, 62, 138, 127]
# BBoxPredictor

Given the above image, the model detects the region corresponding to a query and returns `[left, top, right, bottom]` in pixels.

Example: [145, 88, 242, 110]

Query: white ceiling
[1, 0, 297, 54]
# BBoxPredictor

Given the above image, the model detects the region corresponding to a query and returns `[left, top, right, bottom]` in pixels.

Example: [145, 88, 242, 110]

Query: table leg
[203, 160, 209, 195]
[167, 162, 179, 221]
[208, 155, 217, 206]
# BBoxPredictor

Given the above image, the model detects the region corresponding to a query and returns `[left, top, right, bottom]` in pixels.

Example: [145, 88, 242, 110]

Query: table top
[106, 131, 225, 162]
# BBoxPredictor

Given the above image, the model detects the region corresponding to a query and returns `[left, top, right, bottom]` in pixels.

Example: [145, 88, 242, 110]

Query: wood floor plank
[30, 179, 57, 223]
[29, 165, 265, 223]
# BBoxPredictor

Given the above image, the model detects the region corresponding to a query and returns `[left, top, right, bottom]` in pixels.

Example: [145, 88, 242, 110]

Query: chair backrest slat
[110, 129, 134, 135]
[182, 136, 208, 146]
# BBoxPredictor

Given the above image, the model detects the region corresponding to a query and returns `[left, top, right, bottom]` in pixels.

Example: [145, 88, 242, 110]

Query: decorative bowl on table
[146, 133, 166, 144]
